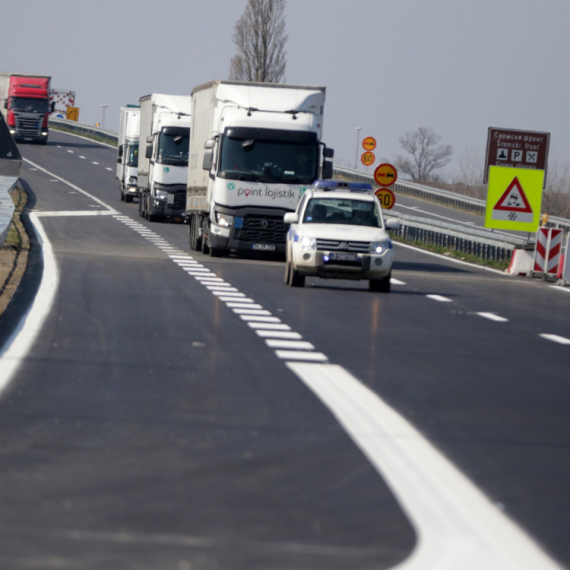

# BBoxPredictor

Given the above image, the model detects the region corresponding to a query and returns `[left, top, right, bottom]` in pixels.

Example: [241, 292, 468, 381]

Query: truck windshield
[157, 130, 189, 167]
[219, 130, 318, 184]
[127, 144, 139, 167]
[10, 97, 48, 113]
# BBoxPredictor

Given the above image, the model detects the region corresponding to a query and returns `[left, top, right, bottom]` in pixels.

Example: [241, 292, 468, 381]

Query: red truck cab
[5, 75, 53, 144]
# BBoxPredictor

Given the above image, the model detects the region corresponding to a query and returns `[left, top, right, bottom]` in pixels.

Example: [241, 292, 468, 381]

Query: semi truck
[116, 106, 140, 203]
[185, 80, 334, 257]
[137, 94, 191, 222]
[0, 72, 53, 144]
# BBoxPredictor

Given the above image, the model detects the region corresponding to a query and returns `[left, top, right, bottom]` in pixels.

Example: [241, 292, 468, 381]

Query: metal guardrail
[334, 165, 570, 233]
[49, 118, 119, 145]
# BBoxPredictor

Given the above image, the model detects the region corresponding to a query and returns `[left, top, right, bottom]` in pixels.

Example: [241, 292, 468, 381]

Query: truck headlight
[155, 189, 168, 201]
[215, 212, 233, 228]
[300, 236, 317, 251]
[371, 240, 393, 254]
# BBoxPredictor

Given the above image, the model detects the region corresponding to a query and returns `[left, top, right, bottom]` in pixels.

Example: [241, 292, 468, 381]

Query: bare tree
[394, 127, 453, 182]
[229, 0, 288, 83]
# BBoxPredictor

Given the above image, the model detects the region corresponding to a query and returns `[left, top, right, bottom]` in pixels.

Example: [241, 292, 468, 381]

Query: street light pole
[100, 105, 108, 128]
[354, 127, 362, 170]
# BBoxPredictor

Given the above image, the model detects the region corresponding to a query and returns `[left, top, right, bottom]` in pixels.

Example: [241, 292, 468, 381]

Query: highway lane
[0, 130, 568, 568]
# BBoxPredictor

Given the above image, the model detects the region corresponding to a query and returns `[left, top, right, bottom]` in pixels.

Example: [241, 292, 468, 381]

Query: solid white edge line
[0, 214, 59, 398]
[539, 334, 570, 345]
[286, 362, 563, 570]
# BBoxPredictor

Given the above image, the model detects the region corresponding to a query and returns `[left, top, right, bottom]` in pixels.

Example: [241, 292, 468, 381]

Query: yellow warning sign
[66, 107, 79, 121]
[485, 166, 544, 232]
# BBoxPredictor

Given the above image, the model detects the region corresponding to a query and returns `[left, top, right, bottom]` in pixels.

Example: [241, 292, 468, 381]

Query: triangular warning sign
[493, 177, 533, 213]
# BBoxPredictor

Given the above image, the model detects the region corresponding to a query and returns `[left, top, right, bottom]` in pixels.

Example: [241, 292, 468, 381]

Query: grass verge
[390, 234, 511, 271]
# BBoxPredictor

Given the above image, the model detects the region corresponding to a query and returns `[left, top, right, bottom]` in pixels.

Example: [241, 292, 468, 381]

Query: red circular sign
[374, 163, 398, 187]
[361, 151, 375, 166]
[362, 136, 377, 151]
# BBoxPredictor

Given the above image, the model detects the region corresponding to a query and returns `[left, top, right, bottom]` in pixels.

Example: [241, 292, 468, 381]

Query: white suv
[284, 181, 399, 292]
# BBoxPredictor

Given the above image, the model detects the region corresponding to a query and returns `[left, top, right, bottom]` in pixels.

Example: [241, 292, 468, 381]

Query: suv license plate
[329, 252, 359, 262]
[252, 243, 275, 251]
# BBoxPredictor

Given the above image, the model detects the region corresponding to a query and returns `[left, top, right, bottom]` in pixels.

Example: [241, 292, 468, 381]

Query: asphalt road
[0, 130, 569, 570]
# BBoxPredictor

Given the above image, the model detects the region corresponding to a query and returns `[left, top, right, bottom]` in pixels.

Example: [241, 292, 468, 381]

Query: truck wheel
[125, 194, 133, 203]
[201, 221, 210, 254]
[369, 273, 391, 293]
[139, 196, 145, 218]
[290, 266, 305, 288]
[120, 185, 125, 202]
[189, 215, 202, 251]
[209, 246, 224, 258]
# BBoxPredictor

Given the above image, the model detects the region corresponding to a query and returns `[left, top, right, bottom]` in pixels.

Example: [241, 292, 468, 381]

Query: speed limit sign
[375, 187, 396, 209]
[361, 151, 375, 166]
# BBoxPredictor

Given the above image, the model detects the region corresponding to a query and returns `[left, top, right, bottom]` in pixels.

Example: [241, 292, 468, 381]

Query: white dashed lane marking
[426, 294, 453, 303]
[477, 312, 509, 323]
[540, 334, 570, 345]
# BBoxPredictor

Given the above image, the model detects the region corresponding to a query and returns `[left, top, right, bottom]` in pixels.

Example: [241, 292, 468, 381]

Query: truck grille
[15, 113, 43, 137]
[235, 216, 286, 244]
[172, 189, 186, 211]
[316, 239, 371, 253]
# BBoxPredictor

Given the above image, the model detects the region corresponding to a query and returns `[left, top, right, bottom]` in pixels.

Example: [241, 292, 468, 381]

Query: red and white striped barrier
[560, 234, 570, 285]
[533, 227, 564, 276]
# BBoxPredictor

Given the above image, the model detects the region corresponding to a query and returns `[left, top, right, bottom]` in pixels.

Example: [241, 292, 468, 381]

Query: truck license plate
[252, 243, 275, 251]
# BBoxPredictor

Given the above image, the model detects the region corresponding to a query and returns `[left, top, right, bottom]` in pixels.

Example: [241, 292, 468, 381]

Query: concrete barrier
[0, 112, 22, 247]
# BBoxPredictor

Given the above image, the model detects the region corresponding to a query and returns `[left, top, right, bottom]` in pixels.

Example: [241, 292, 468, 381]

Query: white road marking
[23, 158, 117, 213]
[213, 291, 245, 298]
[391, 278, 406, 285]
[287, 362, 563, 570]
[276, 351, 327, 362]
[105, 167, 113, 171]
[34, 211, 116, 217]
[0, 214, 58, 398]
[239, 315, 281, 323]
[255, 330, 303, 339]
[247, 322, 292, 331]
[227, 303, 263, 309]
[207, 286, 239, 292]
[67, 150, 74, 153]
[233, 309, 272, 315]
[79, 156, 86, 159]
[477, 313, 509, 322]
[223, 297, 255, 303]
[539, 334, 570, 345]
[265, 339, 314, 350]
[92, 162, 99, 165]
[426, 295, 453, 303]
[550, 286, 570, 294]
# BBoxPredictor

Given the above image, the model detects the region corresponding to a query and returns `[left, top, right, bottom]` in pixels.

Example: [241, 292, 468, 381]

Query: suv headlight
[215, 212, 233, 228]
[371, 240, 393, 254]
[299, 236, 317, 251]
[155, 189, 168, 201]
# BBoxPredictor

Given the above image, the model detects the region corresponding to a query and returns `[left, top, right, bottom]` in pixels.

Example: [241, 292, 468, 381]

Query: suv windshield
[219, 135, 318, 184]
[157, 131, 189, 167]
[303, 198, 381, 227]
[11, 97, 48, 113]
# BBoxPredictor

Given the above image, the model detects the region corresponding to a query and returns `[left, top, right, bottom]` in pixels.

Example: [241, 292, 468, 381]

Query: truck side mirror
[322, 161, 333, 180]
[145, 144, 153, 159]
[323, 147, 334, 159]
[51, 102, 55, 113]
[117, 157, 121, 164]
[203, 150, 213, 171]
[118, 146, 123, 158]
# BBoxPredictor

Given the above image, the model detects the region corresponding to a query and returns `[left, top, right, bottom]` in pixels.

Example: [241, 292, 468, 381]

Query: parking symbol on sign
[512, 150, 523, 162]
[526, 151, 538, 164]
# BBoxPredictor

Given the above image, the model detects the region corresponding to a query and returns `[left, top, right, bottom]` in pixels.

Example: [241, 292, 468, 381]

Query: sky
[1, 0, 569, 182]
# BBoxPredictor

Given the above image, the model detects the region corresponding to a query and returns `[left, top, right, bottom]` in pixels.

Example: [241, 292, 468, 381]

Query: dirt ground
[0, 184, 29, 318]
